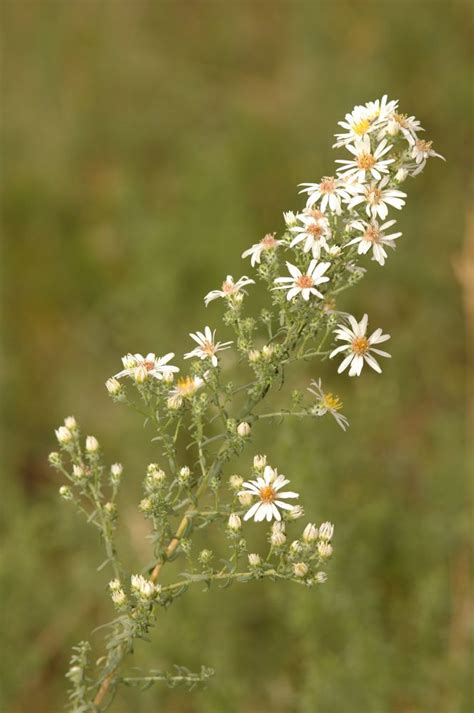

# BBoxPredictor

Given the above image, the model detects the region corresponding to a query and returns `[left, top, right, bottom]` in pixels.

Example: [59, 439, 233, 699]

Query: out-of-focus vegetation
[1, 2, 472, 712]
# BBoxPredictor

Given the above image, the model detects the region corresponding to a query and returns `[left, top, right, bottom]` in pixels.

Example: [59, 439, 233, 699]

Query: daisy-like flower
[290, 212, 331, 258]
[184, 326, 232, 367]
[307, 378, 349, 431]
[204, 275, 255, 307]
[329, 313, 391, 376]
[273, 259, 330, 301]
[167, 374, 205, 409]
[299, 176, 351, 214]
[336, 135, 394, 183]
[347, 177, 407, 220]
[239, 465, 299, 522]
[333, 104, 377, 148]
[410, 139, 445, 165]
[345, 218, 402, 266]
[241, 233, 283, 267]
[364, 95, 399, 124]
[385, 112, 424, 143]
[114, 352, 179, 382]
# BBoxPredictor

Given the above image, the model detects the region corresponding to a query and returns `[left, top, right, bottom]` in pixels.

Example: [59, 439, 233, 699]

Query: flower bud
[318, 521, 334, 541]
[271, 521, 286, 547]
[227, 513, 242, 532]
[293, 562, 309, 578]
[198, 549, 213, 565]
[395, 168, 408, 182]
[261, 344, 275, 360]
[237, 422, 251, 438]
[59, 485, 73, 500]
[315, 571, 327, 583]
[162, 370, 175, 384]
[178, 466, 191, 485]
[55, 426, 72, 445]
[248, 553, 261, 567]
[290, 540, 303, 555]
[229, 474, 244, 491]
[317, 541, 333, 559]
[286, 505, 304, 520]
[139, 497, 153, 513]
[64, 416, 77, 431]
[253, 454, 267, 472]
[283, 210, 297, 227]
[134, 365, 147, 384]
[72, 465, 85, 480]
[48, 452, 62, 468]
[110, 463, 123, 484]
[130, 574, 156, 600]
[109, 578, 122, 592]
[105, 377, 122, 395]
[85, 436, 99, 453]
[302, 523, 319, 543]
[248, 350, 260, 363]
[238, 492, 253, 507]
[111, 588, 127, 608]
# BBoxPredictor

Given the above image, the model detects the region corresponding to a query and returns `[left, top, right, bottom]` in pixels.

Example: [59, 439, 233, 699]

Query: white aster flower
[333, 104, 377, 147]
[239, 465, 299, 522]
[345, 218, 402, 266]
[184, 326, 232, 367]
[273, 259, 330, 301]
[364, 95, 399, 124]
[299, 176, 351, 214]
[114, 352, 179, 382]
[241, 233, 283, 267]
[307, 378, 349, 431]
[167, 374, 205, 409]
[204, 275, 255, 307]
[347, 177, 407, 220]
[336, 135, 394, 183]
[330, 313, 391, 376]
[290, 212, 331, 258]
[385, 112, 424, 143]
[410, 138, 445, 165]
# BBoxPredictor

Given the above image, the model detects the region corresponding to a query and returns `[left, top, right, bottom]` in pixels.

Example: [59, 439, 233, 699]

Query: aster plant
[50, 97, 443, 711]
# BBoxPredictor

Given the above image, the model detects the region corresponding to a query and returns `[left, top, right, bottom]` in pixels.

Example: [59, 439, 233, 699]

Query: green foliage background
[1, 1, 472, 712]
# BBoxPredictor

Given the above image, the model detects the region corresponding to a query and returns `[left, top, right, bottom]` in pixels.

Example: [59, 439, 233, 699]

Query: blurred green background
[2, 1, 472, 712]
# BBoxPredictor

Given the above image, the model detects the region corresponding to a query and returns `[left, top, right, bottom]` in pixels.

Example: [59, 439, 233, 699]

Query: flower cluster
[51, 97, 442, 711]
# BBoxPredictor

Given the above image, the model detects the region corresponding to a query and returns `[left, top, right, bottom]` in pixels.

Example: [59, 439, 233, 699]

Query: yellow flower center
[296, 275, 314, 289]
[357, 153, 376, 170]
[177, 376, 197, 395]
[322, 393, 343, 411]
[394, 112, 408, 127]
[353, 118, 371, 135]
[260, 485, 276, 502]
[319, 177, 336, 194]
[351, 336, 370, 355]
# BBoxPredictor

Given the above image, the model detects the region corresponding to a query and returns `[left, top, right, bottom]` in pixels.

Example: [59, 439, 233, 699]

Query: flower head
[336, 135, 394, 183]
[239, 465, 299, 522]
[184, 326, 232, 367]
[204, 275, 255, 307]
[346, 218, 402, 266]
[274, 259, 330, 301]
[167, 374, 205, 409]
[307, 379, 349, 431]
[330, 313, 391, 376]
[347, 177, 406, 221]
[114, 352, 179, 382]
[290, 212, 331, 258]
[299, 176, 351, 214]
[242, 233, 283, 266]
